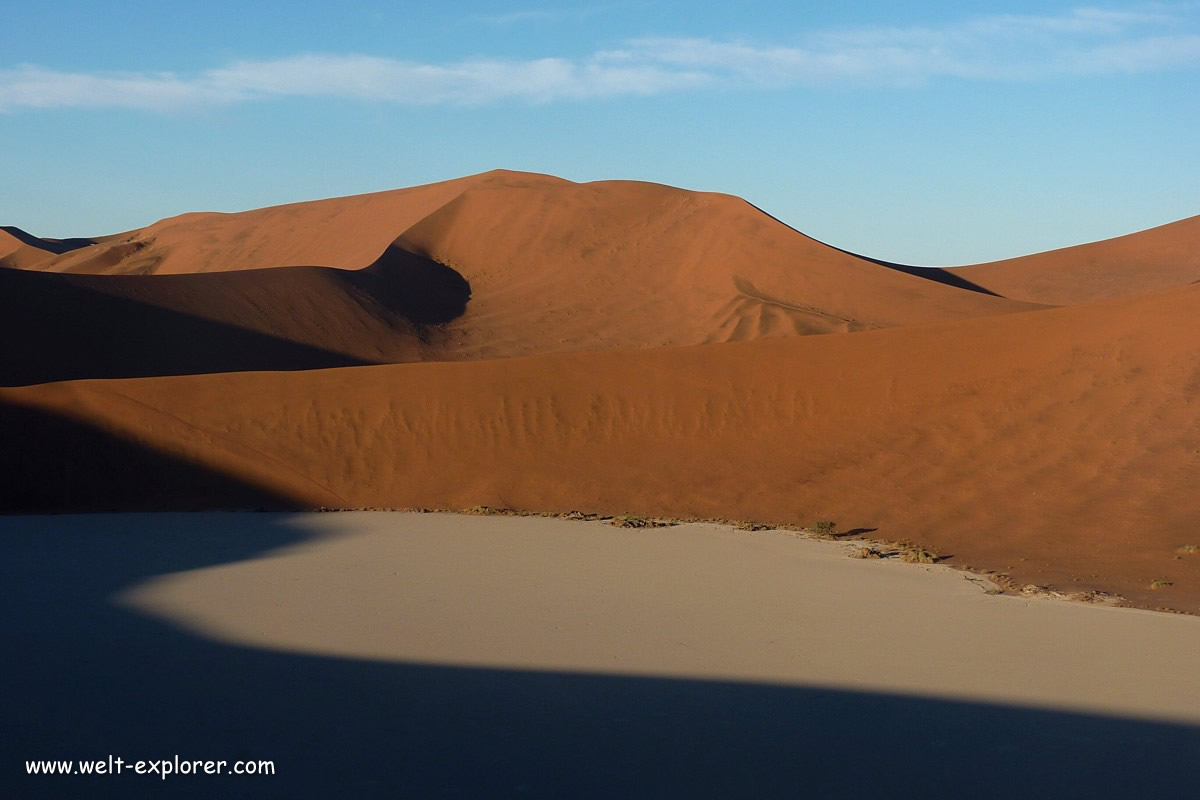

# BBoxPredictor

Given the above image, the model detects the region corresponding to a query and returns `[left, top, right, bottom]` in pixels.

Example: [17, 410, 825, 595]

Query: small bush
[808, 520, 837, 538]
[1150, 579, 1173, 590]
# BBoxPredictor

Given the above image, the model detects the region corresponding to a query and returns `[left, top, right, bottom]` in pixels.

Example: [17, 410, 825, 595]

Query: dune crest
[947, 215, 1200, 304]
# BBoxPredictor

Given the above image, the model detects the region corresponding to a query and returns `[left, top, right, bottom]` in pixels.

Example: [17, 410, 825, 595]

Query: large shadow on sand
[0, 401, 299, 513]
[3, 498, 1200, 794]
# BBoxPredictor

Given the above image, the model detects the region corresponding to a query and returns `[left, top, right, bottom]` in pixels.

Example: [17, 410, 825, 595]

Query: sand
[4, 511, 1199, 798]
[118, 512, 1200, 724]
[2, 172, 1198, 607]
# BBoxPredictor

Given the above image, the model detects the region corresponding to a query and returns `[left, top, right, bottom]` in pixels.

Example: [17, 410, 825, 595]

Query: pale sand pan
[116, 512, 1200, 726]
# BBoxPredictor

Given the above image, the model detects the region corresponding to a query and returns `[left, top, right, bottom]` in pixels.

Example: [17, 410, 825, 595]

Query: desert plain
[4, 169, 1200, 796]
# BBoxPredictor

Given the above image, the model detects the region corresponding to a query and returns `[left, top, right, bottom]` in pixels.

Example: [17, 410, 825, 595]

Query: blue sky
[2, 1, 1198, 265]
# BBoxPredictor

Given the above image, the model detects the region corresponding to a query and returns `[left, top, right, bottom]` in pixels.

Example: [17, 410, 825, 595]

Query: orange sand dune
[11, 172, 1040, 371]
[390, 177, 1038, 357]
[947, 215, 1200, 304]
[5, 279, 1199, 611]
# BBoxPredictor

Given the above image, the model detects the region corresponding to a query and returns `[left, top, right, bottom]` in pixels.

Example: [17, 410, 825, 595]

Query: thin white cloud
[472, 6, 614, 26]
[1, 5, 1197, 111]
[621, 6, 1200, 85]
[0, 56, 708, 111]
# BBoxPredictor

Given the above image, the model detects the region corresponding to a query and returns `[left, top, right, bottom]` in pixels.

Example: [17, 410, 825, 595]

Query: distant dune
[3, 170, 1198, 612]
[0, 225, 95, 270]
[947, 215, 1200, 305]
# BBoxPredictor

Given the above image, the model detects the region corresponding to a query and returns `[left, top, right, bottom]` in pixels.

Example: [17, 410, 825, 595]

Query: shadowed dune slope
[947, 215, 1200, 305]
[5, 281, 1199, 610]
[0, 244, 470, 385]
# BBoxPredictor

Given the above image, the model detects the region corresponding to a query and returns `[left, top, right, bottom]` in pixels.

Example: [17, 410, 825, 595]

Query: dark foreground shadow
[3, 511, 1199, 799]
[0, 401, 299, 512]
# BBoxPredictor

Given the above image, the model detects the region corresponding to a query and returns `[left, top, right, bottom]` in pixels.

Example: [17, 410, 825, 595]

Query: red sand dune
[3, 170, 1198, 612]
[7, 171, 1040, 378]
[947, 215, 1200, 305]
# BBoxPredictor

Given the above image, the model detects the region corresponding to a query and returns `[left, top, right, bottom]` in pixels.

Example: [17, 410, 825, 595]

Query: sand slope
[5, 279, 1200, 610]
[947, 214, 1200, 304]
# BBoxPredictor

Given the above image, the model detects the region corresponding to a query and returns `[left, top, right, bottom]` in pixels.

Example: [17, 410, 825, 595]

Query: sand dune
[947, 214, 1200, 304]
[5, 278, 1200, 610]
[387, 177, 1041, 356]
[7, 172, 1042, 376]
[3, 171, 1198, 613]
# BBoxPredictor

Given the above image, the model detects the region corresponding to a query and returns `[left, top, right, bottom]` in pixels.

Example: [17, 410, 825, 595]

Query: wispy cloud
[471, 6, 614, 26]
[2, 6, 1197, 112]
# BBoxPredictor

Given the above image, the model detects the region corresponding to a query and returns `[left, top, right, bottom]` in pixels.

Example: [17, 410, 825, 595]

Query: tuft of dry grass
[852, 546, 884, 559]
[1149, 579, 1174, 590]
[900, 547, 940, 564]
[1177, 544, 1199, 554]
